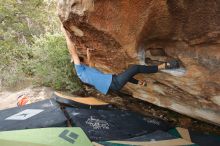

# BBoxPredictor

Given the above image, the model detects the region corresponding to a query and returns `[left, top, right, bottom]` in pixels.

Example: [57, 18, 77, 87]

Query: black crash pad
[169, 127, 220, 146]
[190, 131, 220, 146]
[125, 130, 177, 141]
[64, 107, 172, 141]
[98, 130, 195, 146]
[0, 99, 67, 131]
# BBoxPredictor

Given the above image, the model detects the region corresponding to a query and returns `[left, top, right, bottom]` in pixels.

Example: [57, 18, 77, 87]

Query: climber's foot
[165, 60, 180, 69]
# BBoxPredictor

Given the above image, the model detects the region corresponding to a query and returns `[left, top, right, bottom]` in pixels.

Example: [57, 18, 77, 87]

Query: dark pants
[109, 65, 158, 92]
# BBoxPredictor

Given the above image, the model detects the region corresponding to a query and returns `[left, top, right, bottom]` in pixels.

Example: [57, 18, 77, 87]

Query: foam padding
[0, 127, 93, 146]
[53, 92, 110, 109]
[65, 107, 172, 141]
[0, 99, 67, 131]
[169, 127, 220, 146]
[97, 131, 195, 146]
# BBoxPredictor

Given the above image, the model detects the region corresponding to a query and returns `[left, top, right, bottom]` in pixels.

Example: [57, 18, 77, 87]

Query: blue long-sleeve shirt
[74, 64, 112, 94]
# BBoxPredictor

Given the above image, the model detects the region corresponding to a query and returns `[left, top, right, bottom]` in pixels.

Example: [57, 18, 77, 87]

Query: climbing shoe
[165, 60, 180, 69]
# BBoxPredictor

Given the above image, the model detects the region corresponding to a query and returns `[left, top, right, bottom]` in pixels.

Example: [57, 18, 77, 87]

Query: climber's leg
[109, 65, 158, 91]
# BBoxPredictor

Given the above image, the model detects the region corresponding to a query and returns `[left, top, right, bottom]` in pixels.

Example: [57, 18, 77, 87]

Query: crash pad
[64, 107, 172, 141]
[0, 127, 93, 146]
[96, 131, 196, 146]
[169, 127, 220, 146]
[53, 92, 110, 109]
[0, 99, 67, 131]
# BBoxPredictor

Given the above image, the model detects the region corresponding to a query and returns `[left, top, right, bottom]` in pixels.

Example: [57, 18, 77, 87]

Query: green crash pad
[0, 127, 93, 146]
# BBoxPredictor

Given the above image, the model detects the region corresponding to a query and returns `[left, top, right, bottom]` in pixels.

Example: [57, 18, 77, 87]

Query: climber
[62, 26, 179, 95]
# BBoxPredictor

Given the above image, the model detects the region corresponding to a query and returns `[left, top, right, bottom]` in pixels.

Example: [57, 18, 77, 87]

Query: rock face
[58, 0, 220, 125]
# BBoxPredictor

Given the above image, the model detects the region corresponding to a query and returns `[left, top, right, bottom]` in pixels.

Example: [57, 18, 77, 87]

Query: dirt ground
[0, 86, 54, 110]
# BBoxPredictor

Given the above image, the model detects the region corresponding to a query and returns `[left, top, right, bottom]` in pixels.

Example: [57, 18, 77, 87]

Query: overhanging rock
[58, 0, 220, 126]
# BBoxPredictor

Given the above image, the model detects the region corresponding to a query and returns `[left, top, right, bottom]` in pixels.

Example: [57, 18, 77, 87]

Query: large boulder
[57, 0, 220, 126]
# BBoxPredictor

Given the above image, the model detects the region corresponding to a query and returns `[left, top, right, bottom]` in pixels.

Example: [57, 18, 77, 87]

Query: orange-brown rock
[58, 0, 220, 125]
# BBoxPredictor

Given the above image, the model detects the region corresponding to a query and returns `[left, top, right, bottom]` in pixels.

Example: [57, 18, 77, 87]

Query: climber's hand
[87, 48, 95, 52]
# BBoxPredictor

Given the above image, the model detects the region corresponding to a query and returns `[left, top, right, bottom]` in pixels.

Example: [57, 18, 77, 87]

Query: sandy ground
[0, 86, 54, 110]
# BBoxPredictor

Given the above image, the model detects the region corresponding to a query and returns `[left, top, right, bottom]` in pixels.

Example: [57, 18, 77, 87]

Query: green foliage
[0, 0, 82, 92]
[0, 39, 30, 87]
[28, 33, 81, 92]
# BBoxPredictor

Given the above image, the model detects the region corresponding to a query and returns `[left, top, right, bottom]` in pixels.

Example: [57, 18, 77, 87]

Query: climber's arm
[87, 48, 95, 67]
[66, 38, 80, 65]
[62, 27, 80, 65]
[87, 48, 91, 66]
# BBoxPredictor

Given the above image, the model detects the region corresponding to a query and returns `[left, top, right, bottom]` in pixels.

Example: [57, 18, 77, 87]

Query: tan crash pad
[54, 92, 108, 106]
